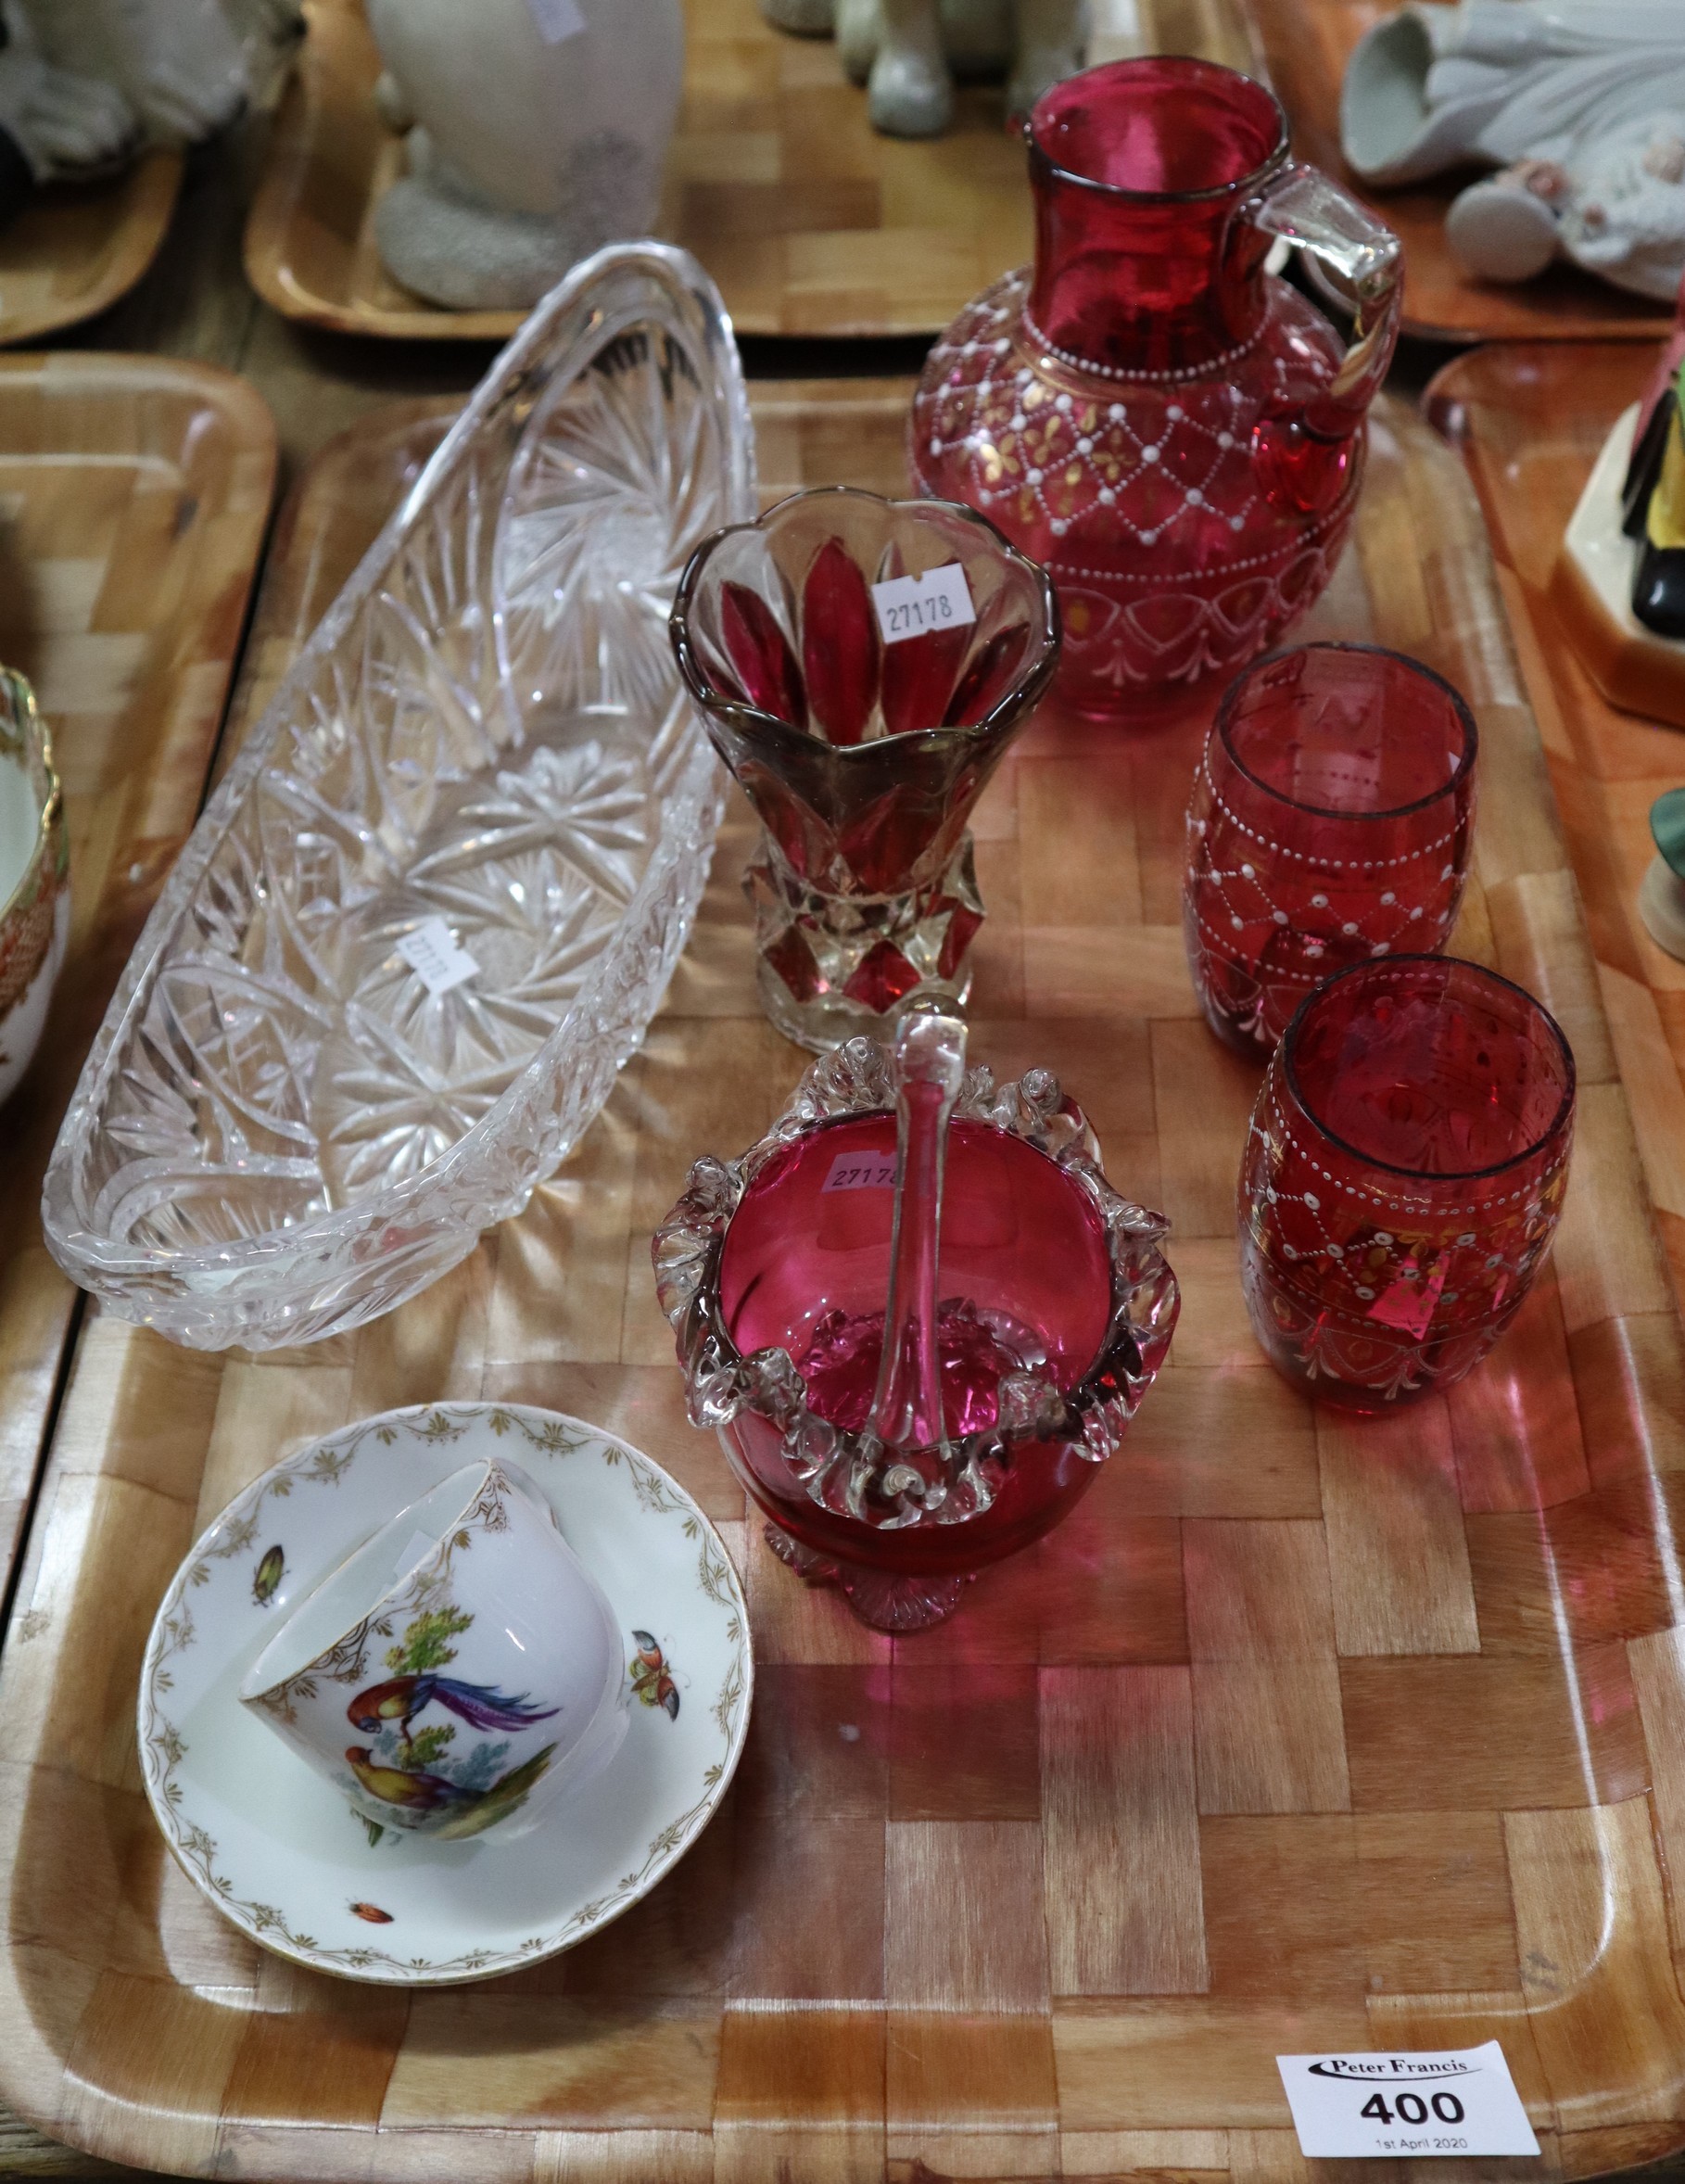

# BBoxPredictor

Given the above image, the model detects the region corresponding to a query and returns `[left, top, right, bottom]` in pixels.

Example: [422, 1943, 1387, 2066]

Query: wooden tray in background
[0, 156, 182, 349]
[1426, 344, 1685, 1317]
[1251, 0, 1671, 345]
[0, 354, 275, 1610]
[6, 381, 1685, 2183]
[244, 0, 1261, 339]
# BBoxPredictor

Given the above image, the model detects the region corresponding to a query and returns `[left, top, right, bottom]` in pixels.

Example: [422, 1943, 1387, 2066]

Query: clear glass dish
[43, 244, 756, 1350]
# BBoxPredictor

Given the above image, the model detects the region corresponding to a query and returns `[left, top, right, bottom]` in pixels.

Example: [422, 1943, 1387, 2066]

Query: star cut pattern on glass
[44, 246, 756, 1352]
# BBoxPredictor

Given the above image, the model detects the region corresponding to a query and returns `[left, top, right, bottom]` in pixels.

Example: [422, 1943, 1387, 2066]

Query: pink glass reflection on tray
[652, 1025, 1178, 1632]
[1238, 955, 1576, 1409]
[1184, 644, 1477, 1054]
[669, 487, 1058, 1052]
[910, 57, 1401, 713]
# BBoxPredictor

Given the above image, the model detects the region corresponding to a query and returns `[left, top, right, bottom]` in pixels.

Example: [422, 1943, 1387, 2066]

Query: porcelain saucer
[138, 1403, 751, 1985]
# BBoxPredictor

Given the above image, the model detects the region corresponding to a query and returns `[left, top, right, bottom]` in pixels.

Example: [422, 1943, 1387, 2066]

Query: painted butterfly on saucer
[138, 1404, 752, 1986]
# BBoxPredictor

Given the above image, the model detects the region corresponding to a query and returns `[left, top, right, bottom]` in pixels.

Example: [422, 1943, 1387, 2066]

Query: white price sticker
[1276, 2044, 1539, 2160]
[870, 564, 976, 646]
[526, 0, 586, 40]
[823, 1149, 897, 1192]
[396, 918, 480, 997]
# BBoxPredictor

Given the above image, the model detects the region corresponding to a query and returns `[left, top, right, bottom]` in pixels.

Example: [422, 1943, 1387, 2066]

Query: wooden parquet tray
[1427, 344, 1685, 1322]
[0, 156, 182, 350]
[0, 354, 275, 1607]
[244, 0, 1260, 339]
[6, 380, 1685, 2183]
[1252, 0, 1672, 345]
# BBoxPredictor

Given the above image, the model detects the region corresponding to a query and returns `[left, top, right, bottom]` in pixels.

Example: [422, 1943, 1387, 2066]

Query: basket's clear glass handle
[868, 1010, 967, 1457]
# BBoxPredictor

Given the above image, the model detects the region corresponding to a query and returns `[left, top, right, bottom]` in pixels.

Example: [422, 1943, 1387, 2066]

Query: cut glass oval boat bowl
[43, 242, 755, 1350]
[653, 1038, 1180, 1631]
[137, 1403, 752, 1986]
[0, 667, 69, 1109]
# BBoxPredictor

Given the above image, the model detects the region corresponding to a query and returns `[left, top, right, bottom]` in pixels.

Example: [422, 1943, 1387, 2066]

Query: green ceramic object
[1651, 786, 1685, 878]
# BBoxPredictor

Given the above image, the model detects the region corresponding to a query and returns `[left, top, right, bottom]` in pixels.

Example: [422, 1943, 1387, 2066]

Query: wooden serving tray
[1426, 344, 1685, 1320]
[0, 155, 183, 350]
[244, 0, 1260, 339]
[6, 379, 1685, 2183]
[1251, 0, 1672, 345]
[0, 354, 275, 1607]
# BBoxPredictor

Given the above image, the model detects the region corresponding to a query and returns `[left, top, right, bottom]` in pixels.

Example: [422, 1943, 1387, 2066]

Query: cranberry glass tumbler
[1185, 644, 1477, 1053]
[911, 57, 1401, 711]
[1238, 956, 1576, 1409]
[670, 488, 1058, 1052]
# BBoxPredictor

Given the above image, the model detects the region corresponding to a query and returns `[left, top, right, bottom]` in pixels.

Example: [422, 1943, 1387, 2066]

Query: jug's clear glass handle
[1249, 162, 1403, 421]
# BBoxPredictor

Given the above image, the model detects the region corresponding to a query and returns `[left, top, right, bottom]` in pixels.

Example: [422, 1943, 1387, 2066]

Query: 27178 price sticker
[1275, 2044, 1539, 2159]
[823, 1149, 897, 1192]
[870, 564, 976, 645]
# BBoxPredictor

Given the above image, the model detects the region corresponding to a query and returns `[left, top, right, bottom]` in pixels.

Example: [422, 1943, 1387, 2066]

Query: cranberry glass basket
[653, 1035, 1179, 1630]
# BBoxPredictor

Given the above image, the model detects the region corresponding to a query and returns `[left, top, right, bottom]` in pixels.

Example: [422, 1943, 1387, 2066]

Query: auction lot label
[1275, 2043, 1539, 2158]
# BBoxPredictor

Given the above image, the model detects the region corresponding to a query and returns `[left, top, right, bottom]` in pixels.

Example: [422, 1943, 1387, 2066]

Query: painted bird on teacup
[760, 0, 1086, 138]
[348, 1672, 560, 1741]
[337, 1601, 562, 1839]
[344, 1742, 559, 1839]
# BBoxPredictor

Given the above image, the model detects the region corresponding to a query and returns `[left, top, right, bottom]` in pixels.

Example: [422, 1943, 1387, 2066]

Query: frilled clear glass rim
[668, 484, 1062, 756]
[1279, 951, 1577, 1184]
[656, 1047, 1179, 1477]
[1216, 641, 1478, 824]
[42, 243, 756, 1304]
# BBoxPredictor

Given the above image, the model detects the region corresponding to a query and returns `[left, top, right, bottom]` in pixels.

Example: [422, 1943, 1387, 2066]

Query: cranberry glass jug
[910, 58, 1403, 716]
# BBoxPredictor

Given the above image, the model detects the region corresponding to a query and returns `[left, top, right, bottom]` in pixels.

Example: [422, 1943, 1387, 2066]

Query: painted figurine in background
[1550, 260, 1685, 733]
[366, 0, 684, 310]
[1624, 285, 1685, 637]
[0, 0, 299, 219]
[1341, 1, 1685, 301]
[761, 0, 1085, 138]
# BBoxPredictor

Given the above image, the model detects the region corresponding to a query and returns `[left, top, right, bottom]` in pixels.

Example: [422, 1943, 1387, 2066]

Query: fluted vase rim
[668, 484, 1061, 763]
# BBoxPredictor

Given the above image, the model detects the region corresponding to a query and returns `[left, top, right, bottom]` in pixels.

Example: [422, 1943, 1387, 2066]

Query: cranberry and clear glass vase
[1185, 643, 1477, 1054]
[1238, 956, 1576, 1410]
[652, 1035, 1178, 1632]
[910, 57, 1403, 716]
[670, 487, 1058, 1051]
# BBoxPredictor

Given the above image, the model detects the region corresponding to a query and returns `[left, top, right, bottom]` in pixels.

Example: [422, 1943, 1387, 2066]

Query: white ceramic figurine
[0, 0, 299, 193]
[1342, 0, 1685, 301]
[763, 0, 1085, 138]
[366, 0, 684, 311]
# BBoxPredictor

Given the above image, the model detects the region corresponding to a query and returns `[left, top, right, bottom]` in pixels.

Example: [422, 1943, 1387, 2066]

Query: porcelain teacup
[239, 1454, 627, 1843]
[0, 667, 69, 1108]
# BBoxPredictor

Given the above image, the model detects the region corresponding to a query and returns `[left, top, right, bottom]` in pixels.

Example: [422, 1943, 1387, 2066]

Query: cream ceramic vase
[366, 0, 685, 310]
